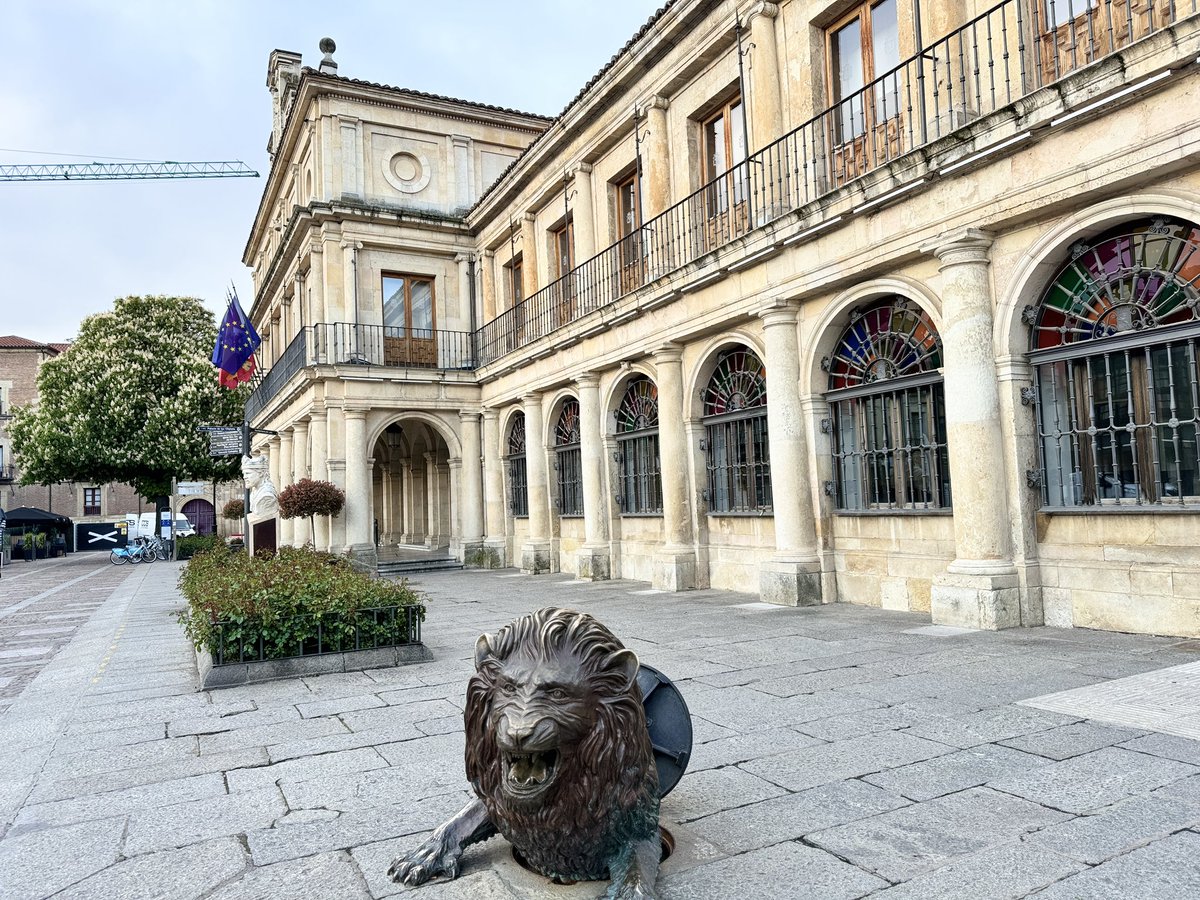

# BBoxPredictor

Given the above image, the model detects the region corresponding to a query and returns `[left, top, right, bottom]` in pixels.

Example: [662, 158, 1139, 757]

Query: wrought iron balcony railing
[0, 464, 16, 483]
[247, 0, 1197, 419]
[477, 0, 1196, 364]
[246, 324, 476, 420]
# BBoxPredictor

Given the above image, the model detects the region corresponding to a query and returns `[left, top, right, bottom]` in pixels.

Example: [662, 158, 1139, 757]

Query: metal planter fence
[209, 604, 423, 666]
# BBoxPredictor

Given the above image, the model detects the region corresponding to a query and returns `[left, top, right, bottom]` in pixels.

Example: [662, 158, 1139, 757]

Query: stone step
[378, 558, 463, 575]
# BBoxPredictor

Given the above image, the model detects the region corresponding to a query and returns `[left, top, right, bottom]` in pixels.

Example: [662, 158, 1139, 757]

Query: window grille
[702, 346, 772, 513]
[615, 378, 662, 513]
[827, 298, 950, 511]
[555, 399, 583, 516]
[506, 413, 529, 517]
[1030, 217, 1200, 508]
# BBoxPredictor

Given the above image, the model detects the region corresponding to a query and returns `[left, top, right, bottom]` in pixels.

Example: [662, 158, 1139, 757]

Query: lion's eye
[501, 681, 517, 695]
[549, 688, 568, 700]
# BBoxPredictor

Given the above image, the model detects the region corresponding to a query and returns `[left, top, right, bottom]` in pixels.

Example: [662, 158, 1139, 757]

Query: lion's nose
[499, 715, 550, 751]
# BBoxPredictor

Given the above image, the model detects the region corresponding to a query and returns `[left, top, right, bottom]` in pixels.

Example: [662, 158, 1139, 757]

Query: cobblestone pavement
[0, 553, 131, 715]
[2, 562, 1200, 899]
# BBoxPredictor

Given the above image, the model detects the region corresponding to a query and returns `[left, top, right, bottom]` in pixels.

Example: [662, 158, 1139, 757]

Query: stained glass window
[702, 346, 772, 513]
[827, 298, 950, 511]
[615, 377, 662, 514]
[555, 399, 583, 516]
[506, 413, 528, 517]
[1031, 218, 1200, 508]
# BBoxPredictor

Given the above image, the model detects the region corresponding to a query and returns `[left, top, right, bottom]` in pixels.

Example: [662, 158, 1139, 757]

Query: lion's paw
[387, 835, 462, 886]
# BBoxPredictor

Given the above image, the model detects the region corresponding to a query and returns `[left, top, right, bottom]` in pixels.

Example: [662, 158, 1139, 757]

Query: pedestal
[652, 548, 695, 592]
[931, 563, 1021, 630]
[576, 544, 611, 581]
[521, 540, 551, 575]
[759, 558, 823, 607]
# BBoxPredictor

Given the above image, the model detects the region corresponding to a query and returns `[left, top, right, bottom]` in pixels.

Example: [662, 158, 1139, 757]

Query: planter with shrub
[176, 534, 224, 560]
[178, 545, 430, 687]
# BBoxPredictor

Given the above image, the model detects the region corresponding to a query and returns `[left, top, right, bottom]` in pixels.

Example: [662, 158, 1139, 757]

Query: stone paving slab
[3, 561, 1200, 898]
[1028, 830, 1200, 898]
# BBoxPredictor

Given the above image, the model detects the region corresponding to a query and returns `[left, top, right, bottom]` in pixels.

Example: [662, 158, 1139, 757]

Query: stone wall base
[931, 568, 1021, 630]
[653, 549, 695, 592]
[196, 642, 433, 690]
[759, 559, 823, 607]
[576, 546, 611, 581]
[521, 540, 552, 575]
[464, 541, 506, 569]
[346, 543, 378, 574]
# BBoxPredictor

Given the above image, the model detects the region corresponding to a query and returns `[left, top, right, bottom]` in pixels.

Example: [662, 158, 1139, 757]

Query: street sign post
[200, 426, 242, 457]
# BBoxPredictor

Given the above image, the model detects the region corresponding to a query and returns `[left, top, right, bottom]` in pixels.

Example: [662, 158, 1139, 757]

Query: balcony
[246, 0, 1197, 422]
[246, 323, 475, 420]
[0, 465, 15, 483]
[477, 0, 1197, 364]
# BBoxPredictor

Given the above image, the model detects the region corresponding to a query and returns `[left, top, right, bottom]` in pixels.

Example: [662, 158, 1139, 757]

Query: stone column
[456, 252, 472, 324]
[400, 461, 415, 544]
[278, 430, 295, 547]
[380, 465, 394, 545]
[482, 250, 497, 323]
[759, 303, 822, 605]
[572, 164, 596, 264]
[748, 4, 783, 150]
[425, 452, 439, 548]
[459, 413, 484, 559]
[520, 213, 538, 300]
[922, 228, 1019, 629]
[643, 97, 671, 219]
[520, 392, 551, 573]
[652, 344, 695, 591]
[290, 419, 310, 545]
[309, 410, 329, 551]
[482, 409, 507, 566]
[343, 409, 375, 566]
[576, 373, 610, 579]
[448, 458, 462, 554]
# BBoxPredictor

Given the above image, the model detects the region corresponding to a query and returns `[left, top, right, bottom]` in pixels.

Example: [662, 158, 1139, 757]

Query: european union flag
[212, 290, 261, 389]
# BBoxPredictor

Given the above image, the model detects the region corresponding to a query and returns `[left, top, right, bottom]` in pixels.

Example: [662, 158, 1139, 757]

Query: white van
[126, 513, 195, 540]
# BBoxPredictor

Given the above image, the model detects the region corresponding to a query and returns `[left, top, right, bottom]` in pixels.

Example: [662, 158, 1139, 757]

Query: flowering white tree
[10, 296, 246, 498]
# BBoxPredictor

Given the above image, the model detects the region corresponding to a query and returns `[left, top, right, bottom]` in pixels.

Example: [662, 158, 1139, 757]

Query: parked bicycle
[109, 537, 158, 565]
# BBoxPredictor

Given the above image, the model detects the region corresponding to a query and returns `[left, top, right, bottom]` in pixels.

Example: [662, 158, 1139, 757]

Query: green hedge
[177, 546, 426, 662]
[176, 534, 224, 560]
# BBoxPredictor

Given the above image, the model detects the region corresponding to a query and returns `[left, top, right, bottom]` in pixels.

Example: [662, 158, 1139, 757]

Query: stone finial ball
[319, 37, 336, 55]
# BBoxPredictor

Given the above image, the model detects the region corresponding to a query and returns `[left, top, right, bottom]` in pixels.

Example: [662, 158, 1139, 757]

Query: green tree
[9, 295, 246, 498]
[278, 478, 345, 546]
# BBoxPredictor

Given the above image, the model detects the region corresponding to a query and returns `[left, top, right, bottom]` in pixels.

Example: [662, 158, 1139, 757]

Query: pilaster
[576, 373, 610, 580]
[651, 344, 695, 591]
[520, 392, 552, 574]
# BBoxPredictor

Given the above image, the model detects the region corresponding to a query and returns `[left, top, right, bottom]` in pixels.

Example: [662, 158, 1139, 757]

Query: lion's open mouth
[503, 749, 559, 794]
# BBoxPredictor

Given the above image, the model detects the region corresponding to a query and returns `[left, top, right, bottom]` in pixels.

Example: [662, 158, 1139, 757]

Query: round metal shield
[637, 663, 693, 798]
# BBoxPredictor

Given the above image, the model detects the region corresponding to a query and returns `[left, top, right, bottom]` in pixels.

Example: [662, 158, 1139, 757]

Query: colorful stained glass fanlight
[702, 347, 767, 415]
[1031, 217, 1200, 351]
[826, 298, 942, 391]
[507, 414, 526, 455]
[616, 377, 659, 433]
[555, 399, 581, 446]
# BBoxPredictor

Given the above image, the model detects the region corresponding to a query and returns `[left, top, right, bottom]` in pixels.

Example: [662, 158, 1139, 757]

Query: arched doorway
[181, 498, 216, 535]
[373, 420, 453, 550]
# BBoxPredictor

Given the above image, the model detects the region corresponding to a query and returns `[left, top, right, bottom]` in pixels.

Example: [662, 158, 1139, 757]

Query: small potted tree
[221, 499, 245, 549]
[278, 479, 345, 548]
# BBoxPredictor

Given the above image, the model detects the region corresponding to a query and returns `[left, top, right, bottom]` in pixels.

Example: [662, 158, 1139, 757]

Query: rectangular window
[700, 95, 750, 248]
[556, 446, 583, 516]
[705, 412, 772, 513]
[826, 0, 903, 181]
[550, 220, 577, 328]
[381, 274, 437, 367]
[617, 433, 663, 514]
[615, 172, 644, 295]
[508, 455, 529, 517]
[507, 257, 524, 306]
[552, 220, 575, 280]
[831, 382, 951, 511]
[1036, 339, 1200, 508]
[84, 487, 101, 516]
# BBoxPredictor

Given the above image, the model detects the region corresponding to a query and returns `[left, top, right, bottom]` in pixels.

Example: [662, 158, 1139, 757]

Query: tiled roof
[467, 0, 679, 215]
[0, 335, 59, 351]
[302, 69, 555, 123]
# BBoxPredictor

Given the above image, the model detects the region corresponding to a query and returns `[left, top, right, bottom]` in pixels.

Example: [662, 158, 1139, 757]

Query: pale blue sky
[1, 1, 663, 342]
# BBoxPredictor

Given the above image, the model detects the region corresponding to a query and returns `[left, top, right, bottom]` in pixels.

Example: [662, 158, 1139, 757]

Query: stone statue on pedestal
[242, 454, 279, 521]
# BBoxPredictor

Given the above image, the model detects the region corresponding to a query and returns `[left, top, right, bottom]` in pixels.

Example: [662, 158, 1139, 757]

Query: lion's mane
[464, 607, 659, 881]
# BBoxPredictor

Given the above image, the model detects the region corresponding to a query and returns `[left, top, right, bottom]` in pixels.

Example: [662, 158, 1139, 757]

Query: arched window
[1030, 217, 1200, 508]
[615, 377, 662, 514]
[506, 413, 529, 517]
[702, 346, 772, 513]
[554, 399, 583, 516]
[826, 298, 950, 510]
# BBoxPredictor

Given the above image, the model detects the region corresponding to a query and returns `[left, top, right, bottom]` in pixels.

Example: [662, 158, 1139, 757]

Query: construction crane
[0, 160, 259, 182]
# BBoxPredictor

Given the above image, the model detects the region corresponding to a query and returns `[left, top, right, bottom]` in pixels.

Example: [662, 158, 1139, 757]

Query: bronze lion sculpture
[388, 607, 662, 899]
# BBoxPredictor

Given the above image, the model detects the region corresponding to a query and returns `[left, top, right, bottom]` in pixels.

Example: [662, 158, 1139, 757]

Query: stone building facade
[243, 1, 1200, 637]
